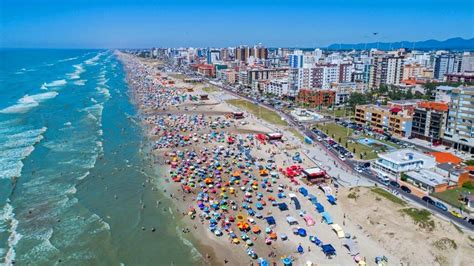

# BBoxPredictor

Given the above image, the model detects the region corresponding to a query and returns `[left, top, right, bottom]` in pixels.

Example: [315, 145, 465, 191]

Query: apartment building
[296, 89, 335, 108]
[354, 102, 414, 137]
[443, 86, 474, 153]
[411, 101, 449, 142]
[265, 79, 288, 97]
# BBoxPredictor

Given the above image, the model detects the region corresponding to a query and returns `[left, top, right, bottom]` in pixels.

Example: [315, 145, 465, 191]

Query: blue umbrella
[297, 244, 304, 253]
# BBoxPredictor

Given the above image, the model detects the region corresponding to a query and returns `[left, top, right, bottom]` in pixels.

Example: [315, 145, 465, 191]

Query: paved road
[202, 79, 474, 232]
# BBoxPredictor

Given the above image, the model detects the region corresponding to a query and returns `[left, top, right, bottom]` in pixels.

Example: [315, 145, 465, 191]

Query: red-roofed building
[196, 64, 215, 77]
[429, 152, 462, 165]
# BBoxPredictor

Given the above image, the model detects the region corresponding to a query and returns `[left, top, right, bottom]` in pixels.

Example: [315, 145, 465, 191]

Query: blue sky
[1, 0, 473, 48]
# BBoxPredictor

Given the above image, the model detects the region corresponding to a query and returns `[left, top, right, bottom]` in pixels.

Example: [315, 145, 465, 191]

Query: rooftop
[379, 149, 435, 164]
[429, 151, 462, 165]
[405, 169, 447, 187]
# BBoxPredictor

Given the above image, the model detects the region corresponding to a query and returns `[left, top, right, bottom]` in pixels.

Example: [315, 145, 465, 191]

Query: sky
[1, 0, 473, 48]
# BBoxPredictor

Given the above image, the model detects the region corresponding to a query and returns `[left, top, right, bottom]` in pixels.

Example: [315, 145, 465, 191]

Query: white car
[339, 155, 346, 161]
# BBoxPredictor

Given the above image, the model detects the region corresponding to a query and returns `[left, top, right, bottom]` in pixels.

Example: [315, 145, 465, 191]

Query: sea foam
[0, 92, 58, 114]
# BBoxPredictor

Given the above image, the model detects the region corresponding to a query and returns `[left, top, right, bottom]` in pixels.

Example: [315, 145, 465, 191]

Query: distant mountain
[327, 37, 474, 51]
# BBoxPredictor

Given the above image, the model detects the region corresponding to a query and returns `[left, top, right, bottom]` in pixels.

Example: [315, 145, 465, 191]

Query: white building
[371, 149, 436, 180]
[265, 79, 289, 97]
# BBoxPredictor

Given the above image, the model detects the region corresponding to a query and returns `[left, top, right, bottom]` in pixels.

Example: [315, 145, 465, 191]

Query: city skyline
[1, 0, 473, 49]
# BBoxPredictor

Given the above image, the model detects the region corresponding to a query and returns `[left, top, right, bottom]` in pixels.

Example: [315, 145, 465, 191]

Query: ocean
[0, 49, 201, 265]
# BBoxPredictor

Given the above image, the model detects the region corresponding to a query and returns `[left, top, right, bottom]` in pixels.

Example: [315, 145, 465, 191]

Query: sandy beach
[117, 51, 474, 266]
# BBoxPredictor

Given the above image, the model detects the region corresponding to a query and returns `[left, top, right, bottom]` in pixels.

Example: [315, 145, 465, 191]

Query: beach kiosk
[266, 133, 283, 141]
[302, 167, 328, 184]
[331, 224, 345, 238]
[232, 112, 244, 119]
[200, 94, 209, 100]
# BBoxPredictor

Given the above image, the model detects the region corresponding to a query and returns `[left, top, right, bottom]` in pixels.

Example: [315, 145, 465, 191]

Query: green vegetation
[288, 128, 305, 142]
[465, 160, 474, 166]
[462, 181, 474, 190]
[226, 99, 288, 126]
[202, 86, 220, 93]
[316, 122, 378, 159]
[371, 188, 407, 206]
[400, 208, 435, 231]
[432, 238, 458, 250]
[432, 187, 474, 211]
[320, 107, 354, 118]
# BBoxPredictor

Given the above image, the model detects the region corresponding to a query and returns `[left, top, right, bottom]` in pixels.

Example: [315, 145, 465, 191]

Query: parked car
[450, 210, 463, 218]
[400, 185, 411, 194]
[467, 218, 474, 225]
[435, 201, 448, 211]
[389, 180, 400, 188]
[421, 196, 435, 205]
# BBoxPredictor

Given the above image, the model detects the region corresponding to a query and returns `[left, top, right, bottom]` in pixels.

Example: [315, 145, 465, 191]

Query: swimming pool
[357, 138, 396, 152]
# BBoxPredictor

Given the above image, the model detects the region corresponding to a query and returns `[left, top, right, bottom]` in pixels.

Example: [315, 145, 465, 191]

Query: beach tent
[291, 197, 301, 210]
[297, 244, 304, 253]
[327, 195, 337, 205]
[321, 212, 333, 224]
[297, 228, 307, 237]
[282, 257, 292, 266]
[331, 224, 345, 238]
[308, 194, 318, 204]
[278, 203, 289, 211]
[298, 187, 308, 197]
[265, 216, 276, 225]
[343, 238, 360, 256]
[321, 244, 336, 256]
[303, 214, 315, 226]
[315, 203, 325, 213]
[258, 258, 269, 266]
[286, 216, 298, 225]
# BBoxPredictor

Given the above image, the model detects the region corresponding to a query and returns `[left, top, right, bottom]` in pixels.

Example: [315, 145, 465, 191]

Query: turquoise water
[0, 49, 200, 265]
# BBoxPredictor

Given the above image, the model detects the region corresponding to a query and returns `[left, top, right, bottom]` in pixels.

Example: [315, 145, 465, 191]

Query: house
[371, 149, 436, 180]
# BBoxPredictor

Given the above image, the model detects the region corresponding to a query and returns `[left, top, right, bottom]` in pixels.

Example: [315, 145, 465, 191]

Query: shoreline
[116, 51, 474, 266]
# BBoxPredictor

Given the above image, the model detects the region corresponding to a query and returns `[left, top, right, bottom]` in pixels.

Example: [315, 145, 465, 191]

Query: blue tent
[282, 257, 292, 266]
[297, 228, 307, 237]
[315, 202, 325, 213]
[266, 216, 276, 225]
[308, 194, 318, 204]
[327, 195, 337, 205]
[322, 244, 336, 256]
[298, 187, 308, 197]
[321, 211, 333, 224]
[291, 197, 301, 210]
[278, 203, 289, 211]
[258, 258, 269, 266]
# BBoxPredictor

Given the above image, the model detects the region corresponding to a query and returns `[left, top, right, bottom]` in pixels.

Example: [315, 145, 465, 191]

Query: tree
[348, 92, 368, 109]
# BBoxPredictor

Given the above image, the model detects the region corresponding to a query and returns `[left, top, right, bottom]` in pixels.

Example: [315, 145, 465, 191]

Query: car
[435, 201, 448, 211]
[421, 196, 435, 205]
[400, 185, 411, 194]
[339, 155, 346, 161]
[450, 210, 463, 218]
[355, 167, 363, 173]
[467, 218, 474, 225]
[389, 180, 400, 188]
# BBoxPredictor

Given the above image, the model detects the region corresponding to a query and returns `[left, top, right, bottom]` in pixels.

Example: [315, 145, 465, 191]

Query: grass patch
[288, 128, 305, 142]
[316, 123, 378, 160]
[371, 188, 406, 206]
[432, 187, 473, 213]
[433, 238, 457, 250]
[202, 86, 220, 93]
[320, 107, 354, 118]
[400, 208, 435, 231]
[226, 99, 288, 126]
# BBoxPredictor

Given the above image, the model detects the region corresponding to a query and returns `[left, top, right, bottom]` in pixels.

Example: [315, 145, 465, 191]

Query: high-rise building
[434, 54, 457, 80]
[252, 44, 268, 60]
[411, 101, 449, 142]
[443, 86, 474, 153]
[461, 52, 474, 73]
[288, 50, 304, 69]
[236, 46, 250, 62]
[207, 49, 221, 64]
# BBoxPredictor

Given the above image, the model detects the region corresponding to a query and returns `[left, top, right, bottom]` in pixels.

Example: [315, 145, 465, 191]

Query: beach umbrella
[297, 244, 304, 254]
[282, 257, 292, 266]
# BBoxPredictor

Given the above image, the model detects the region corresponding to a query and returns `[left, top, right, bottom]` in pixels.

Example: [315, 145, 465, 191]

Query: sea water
[0, 49, 200, 265]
